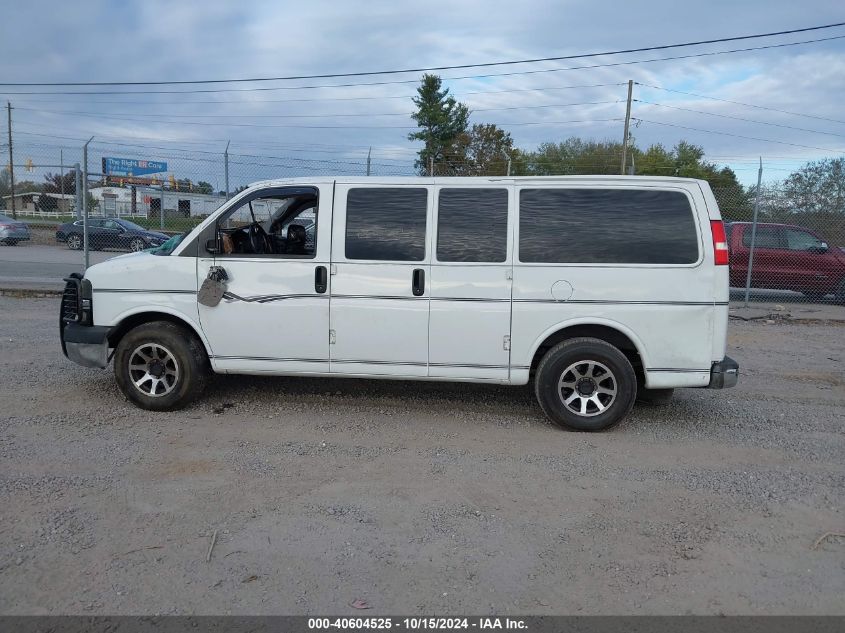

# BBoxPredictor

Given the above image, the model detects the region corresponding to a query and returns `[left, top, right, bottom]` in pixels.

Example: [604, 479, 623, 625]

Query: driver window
[215, 188, 318, 258]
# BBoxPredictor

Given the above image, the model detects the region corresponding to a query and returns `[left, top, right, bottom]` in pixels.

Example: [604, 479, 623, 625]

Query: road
[0, 244, 121, 289]
[0, 296, 843, 615]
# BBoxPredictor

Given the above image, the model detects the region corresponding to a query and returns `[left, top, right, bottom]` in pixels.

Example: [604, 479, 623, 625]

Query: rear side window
[784, 228, 823, 251]
[437, 188, 508, 262]
[345, 188, 427, 261]
[519, 188, 699, 264]
[742, 226, 784, 249]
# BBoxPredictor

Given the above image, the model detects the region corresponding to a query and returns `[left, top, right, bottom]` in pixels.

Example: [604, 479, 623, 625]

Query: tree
[195, 180, 214, 195]
[0, 167, 10, 197]
[782, 157, 845, 215]
[775, 157, 845, 245]
[43, 171, 76, 195]
[513, 138, 624, 176]
[408, 74, 470, 175]
[444, 124, 514, 176]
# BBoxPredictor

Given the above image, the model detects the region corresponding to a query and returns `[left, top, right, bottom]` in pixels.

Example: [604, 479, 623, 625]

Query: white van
[60, 176, 738, 431]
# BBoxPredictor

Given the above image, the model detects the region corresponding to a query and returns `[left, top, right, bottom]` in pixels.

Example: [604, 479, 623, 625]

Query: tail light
[710, 220, 729, 266]
[0, 223, 10, 229]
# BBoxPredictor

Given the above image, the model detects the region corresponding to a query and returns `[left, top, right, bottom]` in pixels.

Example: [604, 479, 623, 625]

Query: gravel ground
[0, 296, 842, 615]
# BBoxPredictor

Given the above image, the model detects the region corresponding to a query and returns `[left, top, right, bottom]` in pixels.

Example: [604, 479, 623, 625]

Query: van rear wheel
[534, 337, 636, 431]
[114, 321, 209, 411]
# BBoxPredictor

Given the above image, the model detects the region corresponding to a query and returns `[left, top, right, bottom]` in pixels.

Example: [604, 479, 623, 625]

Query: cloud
[2, 0, 843, 186]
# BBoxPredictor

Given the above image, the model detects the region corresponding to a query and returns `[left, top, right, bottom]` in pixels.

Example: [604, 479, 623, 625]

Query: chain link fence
[2, 140, 843, 304]
[713, 186, 845, 304]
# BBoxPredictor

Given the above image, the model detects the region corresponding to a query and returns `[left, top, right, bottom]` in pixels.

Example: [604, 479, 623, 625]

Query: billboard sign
[102, 157, 167, 177]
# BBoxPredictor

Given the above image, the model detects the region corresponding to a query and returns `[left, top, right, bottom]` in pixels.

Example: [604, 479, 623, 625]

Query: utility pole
[366, 146, 372, 176]
[74, 163, 81, 220]
[6, 102, 15, 219]
[60, 149, 64, 206]
[82, 136, 93, 270]
[224, 140, 230, 200]
[620, 80, 633, 175]
[743, 158, 764, 307]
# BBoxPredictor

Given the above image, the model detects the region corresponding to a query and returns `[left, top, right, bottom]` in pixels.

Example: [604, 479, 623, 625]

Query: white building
[89, 186, 227, 218]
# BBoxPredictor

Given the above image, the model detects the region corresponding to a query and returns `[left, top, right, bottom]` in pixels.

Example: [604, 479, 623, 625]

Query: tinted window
[742, 226, 784, 249]
[437, 188, 508, 262]
[519, 189, 699, 264]
[345, 188, 427, 261]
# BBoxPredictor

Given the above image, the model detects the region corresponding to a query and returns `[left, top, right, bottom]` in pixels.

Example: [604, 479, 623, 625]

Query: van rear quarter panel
[511, 182, 718, 388]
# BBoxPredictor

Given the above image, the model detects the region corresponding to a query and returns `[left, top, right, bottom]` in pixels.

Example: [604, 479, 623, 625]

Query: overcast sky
[2, 0, 844, 189]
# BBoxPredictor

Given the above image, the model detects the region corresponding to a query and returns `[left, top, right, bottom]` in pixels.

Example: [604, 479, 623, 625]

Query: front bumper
[61, 322, 111, 368]
[59, 273, 110, 369]
[708, 356, 739, 389]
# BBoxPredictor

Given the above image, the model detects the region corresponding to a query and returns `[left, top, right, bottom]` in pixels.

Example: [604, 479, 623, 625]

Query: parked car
[56, 218, 169, 252]
[59, 176, 738, 431]
[726, 222, 845, 302]
[0, 214, 31, 245]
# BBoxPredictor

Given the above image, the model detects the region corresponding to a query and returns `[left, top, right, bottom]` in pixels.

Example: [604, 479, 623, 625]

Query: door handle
[412, 268, 425, 296]
[315, 265, 328, 294]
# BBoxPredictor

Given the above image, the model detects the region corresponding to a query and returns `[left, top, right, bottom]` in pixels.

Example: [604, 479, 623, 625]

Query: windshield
[115, 218, 147, 232]
[148, 232, 186, 256]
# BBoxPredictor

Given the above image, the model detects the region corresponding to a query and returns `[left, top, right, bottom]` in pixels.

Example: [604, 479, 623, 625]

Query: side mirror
[205, 237, 220, 254]
[810, 242, 829, 254]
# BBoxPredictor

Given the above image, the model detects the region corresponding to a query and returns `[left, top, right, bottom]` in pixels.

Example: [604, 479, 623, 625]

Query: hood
[108, 250, 151, 262]
[127, 230, 171, 241]
[134, 229, 169, 240]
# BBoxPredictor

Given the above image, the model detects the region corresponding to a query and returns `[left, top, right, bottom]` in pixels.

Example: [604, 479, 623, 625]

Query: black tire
[637, 387, 674, 406]
[835, 278, 845, 305]
[67, 233, 83, 250]
[534, 337, 637, 431]
[114, 321, 209, 411]
[129, 237, 147, 252]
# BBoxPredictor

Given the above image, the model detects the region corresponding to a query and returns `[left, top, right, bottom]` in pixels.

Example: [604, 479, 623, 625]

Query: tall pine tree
[408, 74, 469, 175]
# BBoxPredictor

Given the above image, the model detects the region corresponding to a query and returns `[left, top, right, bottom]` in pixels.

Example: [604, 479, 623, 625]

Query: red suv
[726, 222, 845, 302]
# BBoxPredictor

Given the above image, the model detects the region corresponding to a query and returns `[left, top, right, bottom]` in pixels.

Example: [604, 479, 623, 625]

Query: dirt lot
[0, 296, 842, 615]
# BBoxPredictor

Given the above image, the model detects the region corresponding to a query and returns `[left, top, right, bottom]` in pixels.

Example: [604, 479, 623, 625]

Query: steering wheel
[247, 222, 271, 254]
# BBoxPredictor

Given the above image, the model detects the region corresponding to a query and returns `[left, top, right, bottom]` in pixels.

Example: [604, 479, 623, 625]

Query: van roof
[242, 175, 711, 188]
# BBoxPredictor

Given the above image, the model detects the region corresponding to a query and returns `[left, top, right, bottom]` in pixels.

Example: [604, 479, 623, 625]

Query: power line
[11, 127, 422, 157]
[3, 35, 844, 96]
[0, 83, 625, 106]
[5, 22, 844, 87]
[16, 100, 620, 120]
[14, 110, 620, 129]
[633, 118, 845, 153]
[634, 100, 845, 138]
[637, 83, 845, 125]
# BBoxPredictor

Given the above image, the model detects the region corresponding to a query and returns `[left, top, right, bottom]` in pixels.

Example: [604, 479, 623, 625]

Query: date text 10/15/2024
[308, 618, 528, 630]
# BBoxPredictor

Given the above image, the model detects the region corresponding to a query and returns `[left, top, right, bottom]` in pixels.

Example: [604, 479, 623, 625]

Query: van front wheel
[114, 321, 209, 411]
[534, 337, 636, 431]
